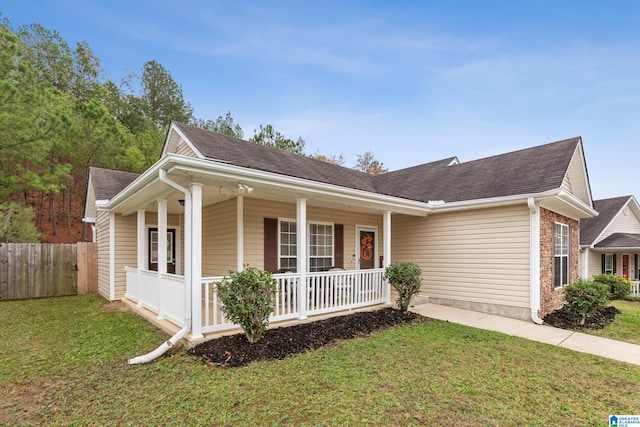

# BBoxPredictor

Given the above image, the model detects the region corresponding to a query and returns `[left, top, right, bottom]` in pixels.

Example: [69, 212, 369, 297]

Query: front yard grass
[584, 299, 640, 345]
[1, 295, 639, 426]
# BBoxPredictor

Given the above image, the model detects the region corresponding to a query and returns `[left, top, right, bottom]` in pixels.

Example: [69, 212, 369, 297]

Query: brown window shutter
[264, 218, 278, 273]
[334, 224, 344, 268]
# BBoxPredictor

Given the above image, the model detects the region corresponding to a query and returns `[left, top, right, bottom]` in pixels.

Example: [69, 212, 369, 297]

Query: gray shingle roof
[175, 122, 580, 204]
[374, 137, 580, 202]
[594, 232, 640, 248]
[580, 196, 631, 245]
[174, 123, 377, 193]
[89, 167, 140, 200]
[91, 123, 583, 207]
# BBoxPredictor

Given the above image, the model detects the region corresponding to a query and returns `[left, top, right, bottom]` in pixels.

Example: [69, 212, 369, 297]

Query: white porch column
[157, 199, 168, 275]
[157, 199, 168, 320]
[190, 183, 203, 339]
[383, 210, 392, 304]
[136, 209, 146, 308]
[237, 196, 244, 271]
[580, 248, 589, 280]
[137, 209, 146, 270]
[297, 198, 308, 320]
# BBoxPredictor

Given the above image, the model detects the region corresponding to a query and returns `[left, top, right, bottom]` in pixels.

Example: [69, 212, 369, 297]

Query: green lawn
[1, 295, 639, 426]
[584, 300, 640, 345]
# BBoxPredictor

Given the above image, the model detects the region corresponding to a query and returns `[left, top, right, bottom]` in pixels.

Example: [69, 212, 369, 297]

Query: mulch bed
[189, 304, 622, 368]
[189, 308, 425, 368]
[543, 305, 621, 330]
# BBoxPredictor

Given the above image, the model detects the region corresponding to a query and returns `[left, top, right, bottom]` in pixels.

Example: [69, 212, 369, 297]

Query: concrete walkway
[410, 303, 640, 366]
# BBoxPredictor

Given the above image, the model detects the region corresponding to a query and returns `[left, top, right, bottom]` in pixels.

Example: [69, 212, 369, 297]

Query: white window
[554, 222, 569, 287]
[278, 220, 334, 272]
[604, 254, 614, 275]
[279, 220, 297, 272]
[308, 223, 333, 272]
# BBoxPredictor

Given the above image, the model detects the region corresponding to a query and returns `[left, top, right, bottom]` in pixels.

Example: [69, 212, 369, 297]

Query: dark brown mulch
[189, 308, 425, 368]
[543, 305, 621, 330]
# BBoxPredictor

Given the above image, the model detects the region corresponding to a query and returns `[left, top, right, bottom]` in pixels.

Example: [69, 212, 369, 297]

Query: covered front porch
[105, 155, 428, 342]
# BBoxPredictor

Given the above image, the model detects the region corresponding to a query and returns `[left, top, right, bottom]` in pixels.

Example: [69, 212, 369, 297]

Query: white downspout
[528, 197, 544, 324]
[128, 169, 192, 364]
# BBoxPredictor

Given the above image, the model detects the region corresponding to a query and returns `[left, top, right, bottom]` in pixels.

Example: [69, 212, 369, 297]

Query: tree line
[0, 14, 386, 242]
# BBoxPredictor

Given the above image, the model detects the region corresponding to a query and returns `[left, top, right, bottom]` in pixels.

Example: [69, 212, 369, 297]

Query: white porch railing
[126, 267, 387, 335]
[125, 267, 185, 327]
[631, 281, 640, 297]
[305, 269, 386, 315]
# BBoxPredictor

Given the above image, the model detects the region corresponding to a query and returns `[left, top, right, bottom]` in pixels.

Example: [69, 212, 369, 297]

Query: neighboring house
[580, 195, 640, 283]
[84, 122, 597, 343]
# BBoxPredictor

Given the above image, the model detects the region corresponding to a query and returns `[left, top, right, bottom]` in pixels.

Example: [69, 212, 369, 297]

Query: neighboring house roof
[173, 122, 584, 204]
[594, 232, 640, 248]
[580, 196, 633, 246]
[89, 167, 140, 200]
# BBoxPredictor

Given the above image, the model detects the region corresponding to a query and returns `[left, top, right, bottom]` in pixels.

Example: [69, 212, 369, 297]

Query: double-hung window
[279, 220, 297, 272]
[554, 222, 569, 287]
[604, 254, 614, 275]
[278, 220, 334, 272]
[308, 223, 333, 272]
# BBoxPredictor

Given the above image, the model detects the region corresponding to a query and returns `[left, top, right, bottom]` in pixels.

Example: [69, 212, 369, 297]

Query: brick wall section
[539, 208, 580, 316]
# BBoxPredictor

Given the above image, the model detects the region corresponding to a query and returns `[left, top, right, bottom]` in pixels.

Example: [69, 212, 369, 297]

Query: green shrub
[215, 267, 278, 343]
[384, 262, 422, 312]
[563, 280, 610, 325]
[592, 273, 631, 300]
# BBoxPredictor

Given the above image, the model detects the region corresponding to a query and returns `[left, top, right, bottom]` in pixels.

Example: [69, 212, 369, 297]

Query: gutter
[528, 197, 544, 325]
[128, 168, 193, 365]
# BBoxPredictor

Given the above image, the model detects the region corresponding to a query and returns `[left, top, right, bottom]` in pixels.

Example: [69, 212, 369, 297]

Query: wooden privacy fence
[0, 242, 97, 301]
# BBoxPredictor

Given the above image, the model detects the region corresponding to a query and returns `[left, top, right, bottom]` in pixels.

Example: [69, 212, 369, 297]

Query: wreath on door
[360, 233, 373, 260]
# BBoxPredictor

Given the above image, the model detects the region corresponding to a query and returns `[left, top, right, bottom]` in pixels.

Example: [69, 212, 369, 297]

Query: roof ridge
[173, 121, 375, 176]
[452, 137, 581, 167]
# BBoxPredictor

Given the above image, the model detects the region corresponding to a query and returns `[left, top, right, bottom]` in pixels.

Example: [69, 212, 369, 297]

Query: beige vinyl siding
[243, 198, 384, 271]
[113, 214, 137, 299]
[392, 204, 531, 308]
[96, 210, 111, 299]
[174, 140, 198, 157]
[164, 131, 183, 155]
[586, 249, 603, 279]
[561, 173, 572, 193]
[599, 206, 640, 240]
[202, 198, 237, 276]
[563, 146, 590, 204]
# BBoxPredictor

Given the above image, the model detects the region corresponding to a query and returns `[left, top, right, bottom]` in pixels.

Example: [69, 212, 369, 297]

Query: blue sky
[3, 1, 640, 200]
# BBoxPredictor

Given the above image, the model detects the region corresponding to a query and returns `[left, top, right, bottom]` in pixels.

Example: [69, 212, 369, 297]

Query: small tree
[0, 202, 41, 243]
[563, 280, 610, 325]
[215, 267, 278, 343]
[384, 262, 422, 312]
